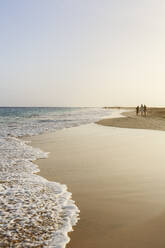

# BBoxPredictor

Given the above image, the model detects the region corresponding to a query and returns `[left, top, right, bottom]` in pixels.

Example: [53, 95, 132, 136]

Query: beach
[97, 108, 165, 131]
[2, 1, 165, 247]
[28, 110, 165, 247]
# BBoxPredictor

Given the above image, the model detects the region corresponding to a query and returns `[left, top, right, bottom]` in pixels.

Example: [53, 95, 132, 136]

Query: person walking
[136, 106, 139, 116]
[144, 105, 147, 117]
[140, 104, 144, 116]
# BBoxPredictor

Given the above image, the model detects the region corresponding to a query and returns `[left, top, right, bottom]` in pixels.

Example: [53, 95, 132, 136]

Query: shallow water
[0, 107, 115, 247]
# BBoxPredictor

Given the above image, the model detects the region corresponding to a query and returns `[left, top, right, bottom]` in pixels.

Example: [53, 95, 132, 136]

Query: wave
[0, 107, 114, 247]
[38, 119, 73, 123]
[0, 137, 79, 247]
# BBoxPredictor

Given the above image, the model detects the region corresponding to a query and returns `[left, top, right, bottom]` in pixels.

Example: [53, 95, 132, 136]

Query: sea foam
[0, 136, 79, 247]
[0, 107, 113, 247]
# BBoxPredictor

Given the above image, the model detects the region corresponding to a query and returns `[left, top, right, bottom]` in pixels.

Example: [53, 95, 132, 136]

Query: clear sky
[1, 0, 165, 107]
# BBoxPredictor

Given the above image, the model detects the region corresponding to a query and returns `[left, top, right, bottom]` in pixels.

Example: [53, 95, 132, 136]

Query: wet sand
[28, 120, 165, 248]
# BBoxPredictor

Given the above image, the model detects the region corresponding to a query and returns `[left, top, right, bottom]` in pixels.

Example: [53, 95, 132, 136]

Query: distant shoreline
[97, 108, 165, 132]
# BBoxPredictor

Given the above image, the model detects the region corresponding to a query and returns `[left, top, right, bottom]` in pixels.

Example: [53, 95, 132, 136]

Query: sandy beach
[2, 1, 165, 247]
[97, 108, 165, 131]
[28, 110, 165, 248]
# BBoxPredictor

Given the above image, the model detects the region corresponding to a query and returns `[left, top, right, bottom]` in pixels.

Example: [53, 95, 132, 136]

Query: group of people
[136, 104, 147, 117]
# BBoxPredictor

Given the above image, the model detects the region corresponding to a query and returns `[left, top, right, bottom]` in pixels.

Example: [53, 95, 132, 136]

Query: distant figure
[136, 106, 139, 116]
[140, 104, 144, 116]
[144, 105, 147, 117]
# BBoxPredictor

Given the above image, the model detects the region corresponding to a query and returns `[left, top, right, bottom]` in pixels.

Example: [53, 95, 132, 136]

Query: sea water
[0, 107, 115, 247]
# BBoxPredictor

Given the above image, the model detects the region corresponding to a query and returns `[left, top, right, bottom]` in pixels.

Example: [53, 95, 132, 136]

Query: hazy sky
[1, 0, 165, 107]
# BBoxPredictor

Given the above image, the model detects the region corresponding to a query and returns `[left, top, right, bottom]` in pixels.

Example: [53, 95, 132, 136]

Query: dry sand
[97, 108, 165, 131]
[28, 114, 165, 248]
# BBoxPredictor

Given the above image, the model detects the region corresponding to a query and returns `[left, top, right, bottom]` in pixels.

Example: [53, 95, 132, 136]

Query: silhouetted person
[136, 106, 139, 116]
[144, 105, 147, 117]
[140, 104, 144, 116]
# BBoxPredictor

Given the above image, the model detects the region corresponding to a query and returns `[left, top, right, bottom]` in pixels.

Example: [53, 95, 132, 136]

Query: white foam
[0, 137, 79, 247]
[0, 107, 115, 247]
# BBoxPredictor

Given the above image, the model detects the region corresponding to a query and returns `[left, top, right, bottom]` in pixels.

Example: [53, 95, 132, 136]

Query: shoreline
[28, 117, 165, 248]
[96, 108, 165, 131]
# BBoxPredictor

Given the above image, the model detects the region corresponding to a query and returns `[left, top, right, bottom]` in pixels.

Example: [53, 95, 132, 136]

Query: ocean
[0, 107, 115, 247]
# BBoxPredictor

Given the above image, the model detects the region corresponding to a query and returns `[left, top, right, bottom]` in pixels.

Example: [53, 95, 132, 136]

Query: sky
[0, 0, 165, 107]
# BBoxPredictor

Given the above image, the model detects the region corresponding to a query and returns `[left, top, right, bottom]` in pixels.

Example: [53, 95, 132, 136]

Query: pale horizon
[1, 0, 165, 107]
